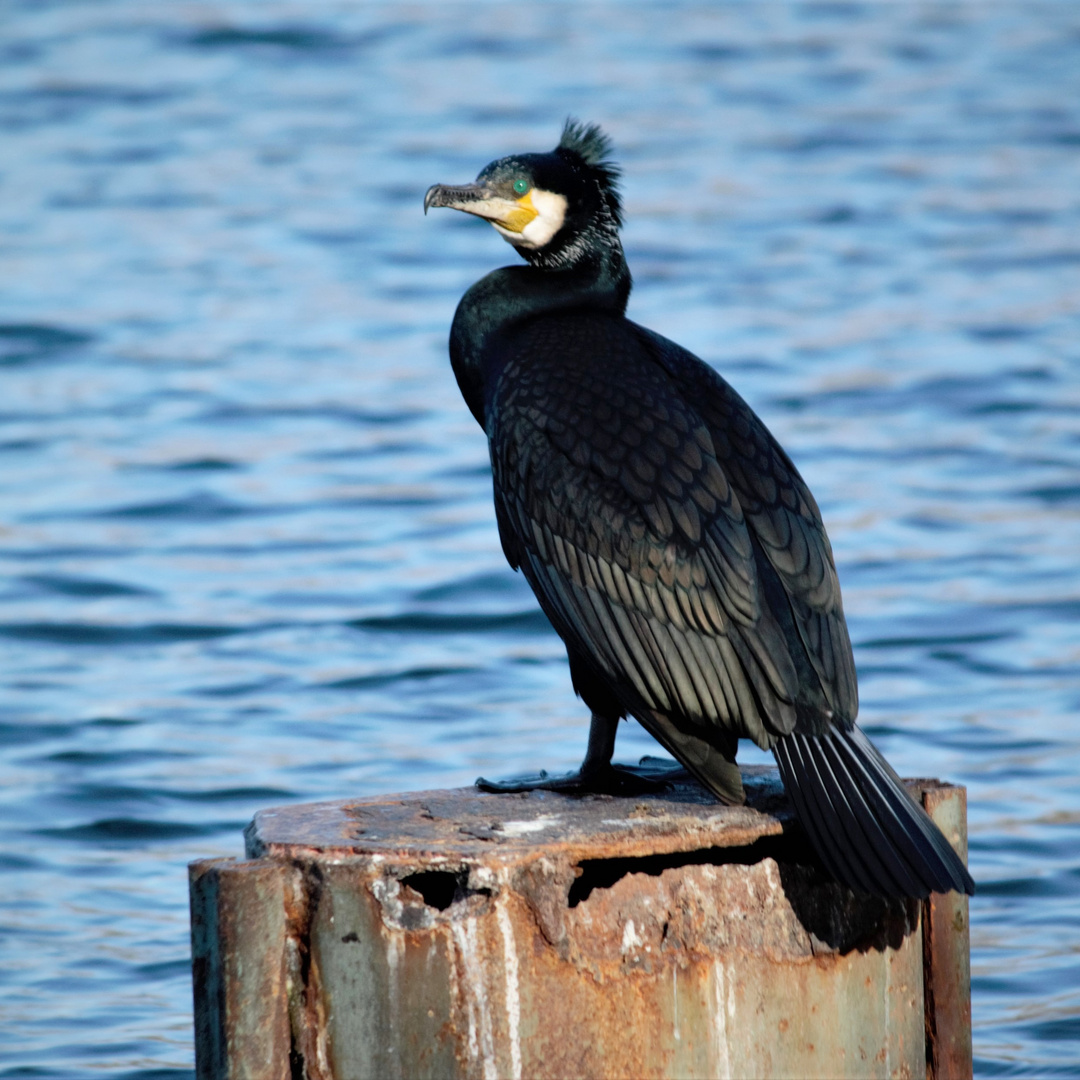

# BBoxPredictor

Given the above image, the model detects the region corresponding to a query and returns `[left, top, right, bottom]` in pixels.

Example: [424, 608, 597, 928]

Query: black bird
[424, 120, 974, 899]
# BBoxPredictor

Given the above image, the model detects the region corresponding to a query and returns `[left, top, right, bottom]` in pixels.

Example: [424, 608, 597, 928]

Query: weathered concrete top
[246, 765, 794, 866]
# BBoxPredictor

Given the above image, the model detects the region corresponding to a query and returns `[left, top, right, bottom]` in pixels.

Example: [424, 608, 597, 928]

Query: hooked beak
[424, 182, 487, 215]
[424, 181, 538, 235]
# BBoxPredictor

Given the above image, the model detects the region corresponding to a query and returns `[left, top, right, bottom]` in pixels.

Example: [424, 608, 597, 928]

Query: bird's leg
[579, 709, 618, 778]
[475, 712, 689, 796]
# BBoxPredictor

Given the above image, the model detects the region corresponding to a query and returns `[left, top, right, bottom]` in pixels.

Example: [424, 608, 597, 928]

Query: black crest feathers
[557, 118, 623, 226]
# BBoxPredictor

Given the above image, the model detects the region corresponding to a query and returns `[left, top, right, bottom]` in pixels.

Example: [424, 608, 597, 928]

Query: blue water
[1, 2, 1079, 1075]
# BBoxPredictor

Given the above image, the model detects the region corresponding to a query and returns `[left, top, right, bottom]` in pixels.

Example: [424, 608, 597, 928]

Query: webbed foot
[476, 756, 689, 797]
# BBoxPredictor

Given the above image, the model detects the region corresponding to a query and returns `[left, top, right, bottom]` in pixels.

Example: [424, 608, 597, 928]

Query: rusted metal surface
[921, 783, 974, 1080]
[191, 767, 971, 1079]
[189, 857, 295, 1080]
[246, 764, 794, 865]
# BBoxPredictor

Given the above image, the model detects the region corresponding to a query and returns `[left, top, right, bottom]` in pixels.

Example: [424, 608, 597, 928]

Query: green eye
[513, 178, 530, 195]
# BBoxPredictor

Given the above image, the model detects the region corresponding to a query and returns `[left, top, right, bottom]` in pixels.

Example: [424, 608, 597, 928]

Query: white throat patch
[493, 188, 567, 250]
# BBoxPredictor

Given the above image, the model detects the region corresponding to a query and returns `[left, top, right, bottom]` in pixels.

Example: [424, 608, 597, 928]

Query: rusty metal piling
[189, 766, 971, 1079]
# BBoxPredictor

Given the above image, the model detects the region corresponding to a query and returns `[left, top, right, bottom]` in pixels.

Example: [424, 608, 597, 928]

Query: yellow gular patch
[498, 190, 539, 234]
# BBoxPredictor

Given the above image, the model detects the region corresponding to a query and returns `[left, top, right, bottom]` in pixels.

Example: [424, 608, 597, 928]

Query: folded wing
[488, 313, 807, 758]
[637, 325, 858, 723]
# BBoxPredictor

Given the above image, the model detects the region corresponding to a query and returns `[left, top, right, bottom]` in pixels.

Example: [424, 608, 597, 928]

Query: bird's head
[425, 119, 623, 269]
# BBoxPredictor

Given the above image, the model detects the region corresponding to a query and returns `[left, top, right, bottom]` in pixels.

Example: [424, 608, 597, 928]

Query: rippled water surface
[2, 2, 1079, 1075]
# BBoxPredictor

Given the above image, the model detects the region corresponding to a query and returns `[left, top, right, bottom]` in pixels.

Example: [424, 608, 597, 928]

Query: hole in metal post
[401, 870, 460, 910]
[400, 869, 492, 911]
[567, 834, 803, 906]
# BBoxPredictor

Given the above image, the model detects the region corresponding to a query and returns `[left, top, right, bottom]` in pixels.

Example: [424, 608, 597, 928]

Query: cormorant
[424, 120, 974, 899]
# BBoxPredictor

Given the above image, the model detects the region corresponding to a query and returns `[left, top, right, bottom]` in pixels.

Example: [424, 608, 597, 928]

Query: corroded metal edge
[189, 857, 295, 1080]
[921, 783, 974, 1080]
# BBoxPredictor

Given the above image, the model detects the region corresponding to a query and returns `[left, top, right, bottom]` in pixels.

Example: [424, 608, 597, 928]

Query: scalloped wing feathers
[485, 310, 859, 752]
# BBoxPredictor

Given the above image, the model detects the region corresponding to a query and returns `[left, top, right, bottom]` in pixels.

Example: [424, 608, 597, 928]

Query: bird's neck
[449, 243, 631, 428]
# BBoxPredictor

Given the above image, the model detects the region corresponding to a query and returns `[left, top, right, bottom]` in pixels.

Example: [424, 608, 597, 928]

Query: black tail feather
[832, 727, 973, 895]
[777, 735, 875, 894]
[815, 734, 919, 896]
[817, 734, 925, 897]
[774, 726, 975, 898]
